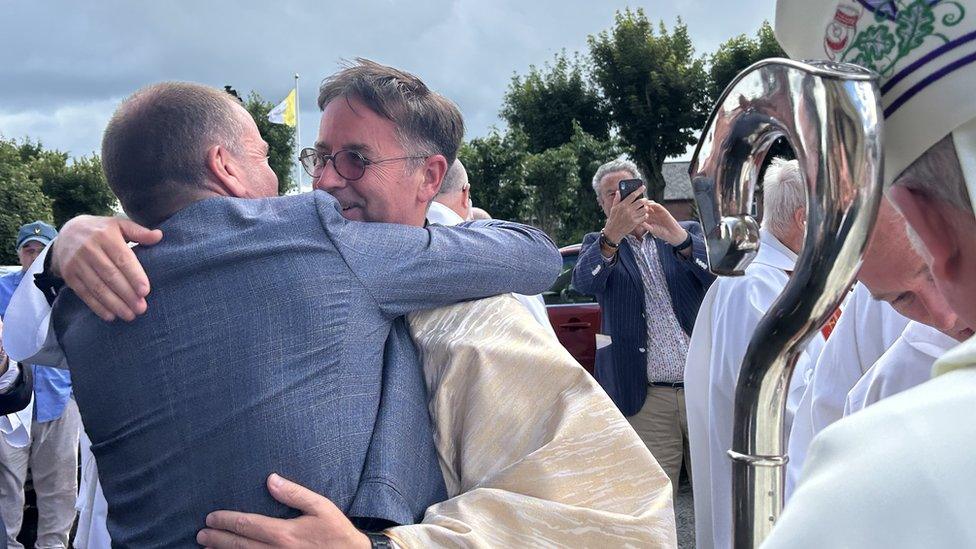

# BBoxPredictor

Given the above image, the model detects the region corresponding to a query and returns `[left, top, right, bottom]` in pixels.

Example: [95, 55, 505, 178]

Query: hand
[642, 201, 687, 246]
[49, 216, 162, 322]
[603, 187, 648, 244]
[197, 473, 371, 549]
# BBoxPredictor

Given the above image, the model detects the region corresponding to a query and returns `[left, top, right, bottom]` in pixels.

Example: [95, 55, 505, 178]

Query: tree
[521, 146, 580, 241]
[501, 52, 611, 154]
[589, 10, 711, 202]
[709, 21, 786, 104]
[458, 130, 531, 223]
[41, 155, 118, 227]
[243, 92, 297, 195]
[0, 138, 54, 264]
[560, 123, 629, 244]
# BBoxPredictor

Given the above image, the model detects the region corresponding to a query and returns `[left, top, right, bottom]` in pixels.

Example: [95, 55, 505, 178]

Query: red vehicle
[543, 244, 601, 374]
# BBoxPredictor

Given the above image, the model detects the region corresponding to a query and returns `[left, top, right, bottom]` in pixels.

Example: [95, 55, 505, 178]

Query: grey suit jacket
[53, 191, 561, 547]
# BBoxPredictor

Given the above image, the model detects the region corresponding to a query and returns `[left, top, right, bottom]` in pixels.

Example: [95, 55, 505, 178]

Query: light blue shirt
[0, 270, 72, 423]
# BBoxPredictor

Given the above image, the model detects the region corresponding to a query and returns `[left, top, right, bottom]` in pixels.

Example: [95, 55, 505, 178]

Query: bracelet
[673, 231, 693, 252]
[599, 229, 620, 249]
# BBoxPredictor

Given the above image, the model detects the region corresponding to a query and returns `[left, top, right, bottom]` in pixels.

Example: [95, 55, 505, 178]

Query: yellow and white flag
[268, 89, 296, 127]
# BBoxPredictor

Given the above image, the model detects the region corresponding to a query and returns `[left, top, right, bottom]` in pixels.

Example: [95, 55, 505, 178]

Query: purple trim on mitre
[884, 50, 976, 117]
[882, 30, 976, 94]
[855, 0, 943, 21]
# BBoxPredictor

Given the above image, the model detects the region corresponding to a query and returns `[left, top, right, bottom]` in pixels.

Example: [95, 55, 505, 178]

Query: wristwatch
[365, 532, 394, 548]
[673, 231, 693, 252]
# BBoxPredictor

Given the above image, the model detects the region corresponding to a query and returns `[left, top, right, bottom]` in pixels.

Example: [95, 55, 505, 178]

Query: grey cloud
[0, 0, 774, 158]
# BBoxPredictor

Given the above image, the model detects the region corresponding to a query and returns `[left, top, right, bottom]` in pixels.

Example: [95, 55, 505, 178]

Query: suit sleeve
[571, 232, 614, 296]
[0, 364, 32, 416]
[317, 194, 562, 319]
[671, 221, 715, 285]
[389, 296, 678, 548]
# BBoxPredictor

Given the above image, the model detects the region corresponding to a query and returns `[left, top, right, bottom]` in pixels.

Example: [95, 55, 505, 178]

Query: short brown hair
[317, 59, 464, 165]
[101, 82, 245, 226]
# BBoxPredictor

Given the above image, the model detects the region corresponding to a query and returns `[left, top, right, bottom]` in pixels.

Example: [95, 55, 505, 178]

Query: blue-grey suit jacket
[572, 222, 715, 416]
[52, 191, 561, 547]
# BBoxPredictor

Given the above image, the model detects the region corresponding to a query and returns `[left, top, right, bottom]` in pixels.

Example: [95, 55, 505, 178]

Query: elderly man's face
[313, 96, 434, 226]
[597, 171, 634, 218]
[17, 241, 45, 270]
[859, 202, 974, 341]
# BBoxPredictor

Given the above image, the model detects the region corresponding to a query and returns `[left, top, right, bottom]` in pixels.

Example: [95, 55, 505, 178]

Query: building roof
[661, 161, 692, 201]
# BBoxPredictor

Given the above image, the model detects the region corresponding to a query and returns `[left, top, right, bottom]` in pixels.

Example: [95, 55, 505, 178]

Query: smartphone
[619, 178, 644, 200]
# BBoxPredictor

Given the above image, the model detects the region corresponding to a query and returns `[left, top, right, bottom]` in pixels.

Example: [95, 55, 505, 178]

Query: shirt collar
[426, 201, 465, 227]
[752, 229, 798, 272]
[932, 333, 976, 377]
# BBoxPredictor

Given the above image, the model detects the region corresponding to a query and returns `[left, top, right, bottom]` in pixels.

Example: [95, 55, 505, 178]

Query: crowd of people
[1, 0, 976, 547]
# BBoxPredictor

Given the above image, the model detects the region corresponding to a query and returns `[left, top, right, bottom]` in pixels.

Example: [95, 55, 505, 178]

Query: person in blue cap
[0, 221, 80, 549]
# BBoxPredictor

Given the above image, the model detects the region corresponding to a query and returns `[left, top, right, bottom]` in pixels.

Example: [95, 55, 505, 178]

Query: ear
[417, 155, 449, 204]
[206, 145, 250, 199]
[459, 184, 471, 220]
[887, 185, 961, 284]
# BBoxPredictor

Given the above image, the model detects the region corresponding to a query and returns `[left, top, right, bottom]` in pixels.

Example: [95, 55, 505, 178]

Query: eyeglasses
[298, 148, 428, 181]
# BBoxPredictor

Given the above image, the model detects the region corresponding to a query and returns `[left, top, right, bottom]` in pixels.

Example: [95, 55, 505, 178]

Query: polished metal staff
[688, 58, 883, 548]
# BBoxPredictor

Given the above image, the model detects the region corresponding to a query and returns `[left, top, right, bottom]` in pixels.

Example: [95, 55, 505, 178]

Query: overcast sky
[0, 0, 774, 171]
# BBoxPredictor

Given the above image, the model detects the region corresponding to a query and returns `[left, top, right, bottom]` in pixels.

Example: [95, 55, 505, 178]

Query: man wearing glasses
[5, 60, 676, 547]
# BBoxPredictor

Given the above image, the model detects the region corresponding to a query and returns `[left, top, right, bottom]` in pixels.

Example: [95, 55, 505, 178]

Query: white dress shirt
[685, 230, 824, 549]
[785, 282, 909, 498]
[845, 321, 956, 416]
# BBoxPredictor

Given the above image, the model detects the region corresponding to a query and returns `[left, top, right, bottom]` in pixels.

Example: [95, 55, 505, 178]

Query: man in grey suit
[37, 77, 559, 547]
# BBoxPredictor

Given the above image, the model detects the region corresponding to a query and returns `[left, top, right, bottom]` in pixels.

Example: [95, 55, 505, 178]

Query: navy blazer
[0, 363, 32, 416]
[572, 221, 715, 416]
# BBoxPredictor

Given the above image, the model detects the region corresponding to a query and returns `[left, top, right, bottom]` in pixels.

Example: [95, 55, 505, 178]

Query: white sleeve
[0, 362, 21, 393]
[0, 391, 33, 449]
[3, 244, 68, 368]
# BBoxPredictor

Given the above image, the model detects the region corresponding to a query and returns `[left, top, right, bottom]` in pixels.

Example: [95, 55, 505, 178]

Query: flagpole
[293, 73, 302, 193]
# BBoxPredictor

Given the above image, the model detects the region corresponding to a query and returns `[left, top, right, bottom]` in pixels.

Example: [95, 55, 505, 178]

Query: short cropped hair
[761, 158, 806, 238]
[592, 159, 643, 201]
[101, 82, 245, 226]
[439, 159, 468, 194]
[892, 134, 973, 214]
[317, 58, 465, 165]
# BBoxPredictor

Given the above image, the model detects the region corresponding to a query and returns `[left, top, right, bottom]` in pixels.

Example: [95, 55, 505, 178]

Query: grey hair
[591, 158, 643, 201]
[439, 159, 468, 195]
[890, 134, 973, 214]
[761, 158, 806, 238]
[318, 58, 465, 165]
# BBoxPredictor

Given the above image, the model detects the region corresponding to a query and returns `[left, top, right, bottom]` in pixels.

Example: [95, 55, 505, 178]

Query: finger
[62, 267, 116, 322]
[105, 237, 153, 300]
[197, 527, 274, 549]
[610, 190, 621, 209]
[203, 511, 285, 545]
[267, 473, 335, 517]
[117, 219, 164, 247]
[80, 244, 145, 314]
[71, 259, 135, 322]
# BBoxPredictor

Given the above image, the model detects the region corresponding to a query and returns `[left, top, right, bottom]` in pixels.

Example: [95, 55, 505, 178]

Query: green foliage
[459, 130, 530, 223]
[0, 138, 55, 264]
[41, 155, 117, 227]
[709, 22, 786, 103]
[243, 92, 297, 195]
[501, 52, 611, 153]
[588, 10, 711, 201]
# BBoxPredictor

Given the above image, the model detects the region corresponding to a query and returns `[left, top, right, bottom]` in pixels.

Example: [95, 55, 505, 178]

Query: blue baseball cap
[16, 221, 58, 250]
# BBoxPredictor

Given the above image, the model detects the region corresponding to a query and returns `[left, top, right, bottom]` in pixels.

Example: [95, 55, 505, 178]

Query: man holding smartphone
[573, 159, 715, 499]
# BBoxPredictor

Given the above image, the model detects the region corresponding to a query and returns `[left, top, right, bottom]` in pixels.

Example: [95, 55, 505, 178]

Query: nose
[312, 161, 345, 192]
[919, 288, 959, 333]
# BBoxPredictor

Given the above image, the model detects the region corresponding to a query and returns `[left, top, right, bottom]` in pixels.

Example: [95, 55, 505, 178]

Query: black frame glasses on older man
[298, 148, 428, 181]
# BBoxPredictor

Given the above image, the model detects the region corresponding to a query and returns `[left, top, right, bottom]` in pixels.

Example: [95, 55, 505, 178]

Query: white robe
[785, 283, 908, 497]
[74, 430, 110, 549]
[685, 230, 824, 549]
[763, 334, 976, 549]
[845, 321, 957, 416]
